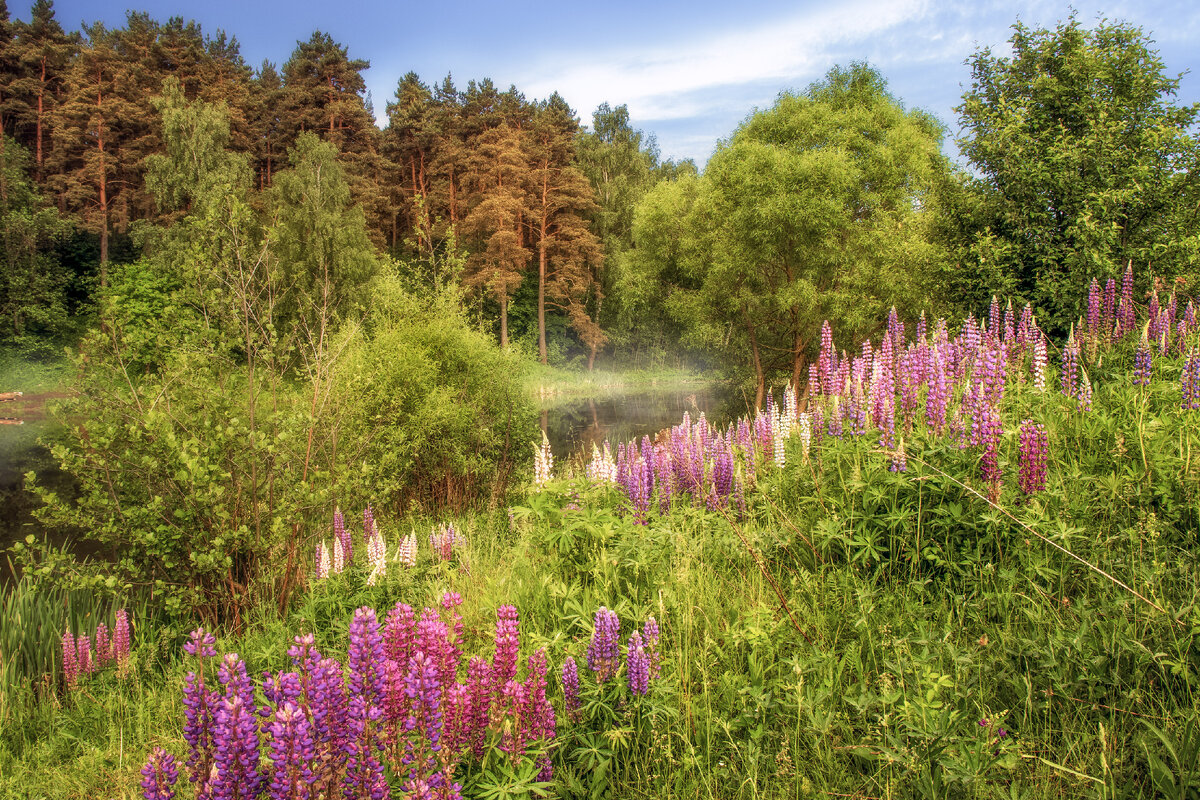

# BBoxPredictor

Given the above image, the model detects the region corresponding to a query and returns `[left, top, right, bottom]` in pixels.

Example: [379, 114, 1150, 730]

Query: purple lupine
[211, 693, 263, 800]
[587, 607, 621, 683]
[182, 632, 219, 796]
[141, 747, 179, 800]
[1087, 279, 1101, 344]
[308, 657, 350, 794]
[441, 682, 471, 764]
[888, 438, 908, 473]
[185, 628, 218, 659]
[561, 657, 581, 721]
[1183, 350, 1200, 411]
[626, 632, 650, 696]
[465, 657, 493, 759]
[334, 508, 352, 565]
[711, 443, 733, 508]
[1018, 420, 1048, 495]
[113, 609, 132, 672]
[344, 694, 388, 800]
[643, 617, 661, 679]
[347, 607, 386, 706]
[267, 702, 315, 800]
[401, 652, 443, 792]
[95, 623, 111, 669]
[492, 605, 520, 690]
[987, 296, 1001, 343]
[926, 348, 949, 435]
[261, 671, 303, 719]
[1133, 339, 1153, 387]
[496, 679, 527, 760]
[1118, 265, 1135, 338]
[1077, 370, 1094, 413]
[1103, 277, 1117, 339]
[287, 633, 321, 680]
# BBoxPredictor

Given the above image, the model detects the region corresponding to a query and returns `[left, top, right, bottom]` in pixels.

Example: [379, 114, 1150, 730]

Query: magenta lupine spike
[61, 630, 78, 689]
[1148, 292, 1161, 341]
[1133, 338, 1153, 387]
[1018, 420, 1048, 495]
[522, 649, 554, 748]
[465, 657, 492, 759]
[267, 702, 315, 800]
[926, 348, 948, 435]
[712, 444, 733, 507]
[211, 693, 263, 800]
[417, 607, 455, 692]
[978, 405, 1002, 486]
[587, 607, 621, 683]
[492, 605, 520, 690]
[1182, 351, 1200, 411]
[653, 442, 674, 513]
[979, 342, 1007, 408]
[309, 657, 350, 793]
[95, 623, 111, 668]
[77, 633, 94, 676]
[987, 296, 1001, 343]
[916, 311, 927, 345]
[561, 657, 581, 721]
[897, 351, 920, 431]
[497, 679, 527, 759]
[347, 607, 386, 707]
[626, 632, 650, 696]
[1003, 299, 1015, 344]
[113, 609, 131, 671]
[140, 747, 179, 800]
[1017, 304, 1033, 348]
[442, 681, 471, 762]
[382, 658, 411, 724]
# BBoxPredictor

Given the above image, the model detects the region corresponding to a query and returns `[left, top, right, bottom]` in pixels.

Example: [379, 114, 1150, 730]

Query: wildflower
[332, 536, 345, 575]
[76, 633, 94, 677]
[184, 628, 218, 659]
[347, 607, 386, 705]
[587, 607, 620, 683]
[397, 532, 417, 568]
[1018, 419, 1048, 495]
[365, 528, 386, 586]
[1060, 327, 1079, 398]
[492, 605, 520, 688]
[334, 507, 352, 566]
[95, 623, 112, 668]
[267, 702, 315, 800]
[533, 432, 553, 489]
[429, 524, 459, 562]
[643, 617, 661, 679]
[61, 630, 78, 689]
[1133, 336, 1153, 387]
[627, 632, 650, 696]
[114, 609, 132, 671]
[211, 694, 262, 800]
[561, 657, 580, 721]
[797, 413, 812, 460]
[1183, 350, 1200, 411]
[315, 541, 331, 580]
[1077, 369, 1093, 413]
[140, 747, 179, 800]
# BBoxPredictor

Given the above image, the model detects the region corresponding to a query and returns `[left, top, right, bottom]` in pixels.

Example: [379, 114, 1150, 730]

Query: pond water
[539, 382, 746, 464]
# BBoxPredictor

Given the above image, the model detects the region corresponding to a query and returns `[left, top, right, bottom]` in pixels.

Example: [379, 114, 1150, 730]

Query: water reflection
[541, 384, 744, 462]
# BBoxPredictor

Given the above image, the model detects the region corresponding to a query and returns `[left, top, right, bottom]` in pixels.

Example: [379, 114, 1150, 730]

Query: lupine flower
[643, 617, 661, 679]
[140, 747, 179, 800]
[978, 405, 1003, 488]
[308, 657, 350, 792]
[332, 537, 345, 575]
[77, 633, 94, 676]
[1060, 328, 1079, 398]
[401, 652, 443, 791]
[626, 632, 650, 696]
[185, 628, 218, 659]
[1077, 369, 1094, 413]
[492, 605, 520, 689]
[396, 532, 417, 568]
[429, 524, 459, 562]
[561, 657, 580, 721]
[211, 693, 262, 800]
[347, 607, 386, 706]
[315, 541, 331, 580]
[114, 609, 132, 671]
[1183, 350, 1200, 411]
[344, 693, 387, 800]
[888, 437, 907, 473]
[533, 432, 553, 489]
[61, 630, 78, 689]
[1133, 337, 1153, 387]
[797, 413, 812, 460]
[95, 623, 111, 668]
[334, 507, 352, 566]
[587, 607, 620, 683]
[1018, 420, 1048, 495]
[266, 701, 315, 800]
[1032, 333, 1047, 391]
[465, 657, 492, 759]
[365, 529, 386, 586]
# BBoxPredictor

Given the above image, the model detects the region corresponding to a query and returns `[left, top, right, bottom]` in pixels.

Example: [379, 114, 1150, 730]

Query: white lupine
[396, 532, 417, 568]
[365, 530, 387, 586]
[315, 541, 331, 580]
[533, 432, 554, 489]
[332, 536, 345, 575]
[798, 412, 812, 461]
[772, 408, 786, 469]
[586, 442, 618, 484]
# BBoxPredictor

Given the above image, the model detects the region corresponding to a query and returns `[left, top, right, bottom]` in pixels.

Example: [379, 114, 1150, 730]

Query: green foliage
[955, 16, 1200, 332]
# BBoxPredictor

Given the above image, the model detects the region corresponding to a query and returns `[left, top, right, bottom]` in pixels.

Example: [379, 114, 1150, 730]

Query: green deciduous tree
[955, 16, 1200, 332]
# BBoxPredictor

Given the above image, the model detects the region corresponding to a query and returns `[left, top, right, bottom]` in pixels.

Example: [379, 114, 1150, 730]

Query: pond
[539, 382, 746, 464]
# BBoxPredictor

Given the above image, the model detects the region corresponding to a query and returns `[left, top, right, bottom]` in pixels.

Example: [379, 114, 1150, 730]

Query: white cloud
[519, 0, 931, 123]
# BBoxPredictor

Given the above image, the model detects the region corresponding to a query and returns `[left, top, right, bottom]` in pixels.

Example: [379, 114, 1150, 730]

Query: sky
[30, 0, 1200, 166]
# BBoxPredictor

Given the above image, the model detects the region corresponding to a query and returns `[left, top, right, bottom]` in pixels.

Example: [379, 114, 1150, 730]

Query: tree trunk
[791, 334, 806, 393]
[500, 294, 508, 348]
[35, 58, 46, 180]
[537, 234, 547, 364]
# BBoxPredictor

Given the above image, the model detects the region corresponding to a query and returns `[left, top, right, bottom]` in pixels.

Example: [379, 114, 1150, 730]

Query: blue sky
[30, 0, 1200, 166]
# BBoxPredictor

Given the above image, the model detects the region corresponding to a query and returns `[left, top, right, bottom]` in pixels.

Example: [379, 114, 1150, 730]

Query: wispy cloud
[519, 0, 931, 124]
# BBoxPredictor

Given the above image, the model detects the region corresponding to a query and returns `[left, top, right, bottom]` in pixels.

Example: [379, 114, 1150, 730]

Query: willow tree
[632, 64, 949, 404]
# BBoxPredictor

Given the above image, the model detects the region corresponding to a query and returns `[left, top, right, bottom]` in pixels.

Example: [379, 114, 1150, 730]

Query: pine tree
[10, 0, 77, 181]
